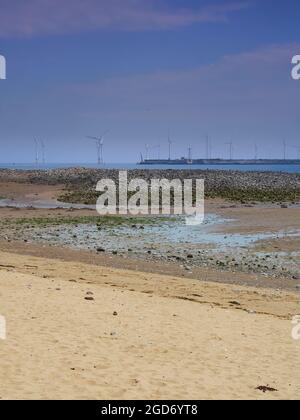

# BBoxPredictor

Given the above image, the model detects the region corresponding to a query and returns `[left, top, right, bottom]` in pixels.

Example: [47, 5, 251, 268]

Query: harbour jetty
[139, 158, 300, 166]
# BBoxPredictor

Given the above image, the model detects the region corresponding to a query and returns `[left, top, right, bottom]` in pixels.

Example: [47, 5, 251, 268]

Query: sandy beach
[0, 173, 299, 400]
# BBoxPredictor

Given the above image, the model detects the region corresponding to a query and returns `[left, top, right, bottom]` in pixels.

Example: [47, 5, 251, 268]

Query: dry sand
[0, 251, 300, 400]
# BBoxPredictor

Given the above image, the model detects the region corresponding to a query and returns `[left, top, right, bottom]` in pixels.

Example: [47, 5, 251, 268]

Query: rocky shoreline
[0, 168, 300, 203]
[1, 214, 299, 281]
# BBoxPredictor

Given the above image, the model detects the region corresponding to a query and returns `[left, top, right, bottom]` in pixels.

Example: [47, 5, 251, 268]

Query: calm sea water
[0, 163, 300, 173]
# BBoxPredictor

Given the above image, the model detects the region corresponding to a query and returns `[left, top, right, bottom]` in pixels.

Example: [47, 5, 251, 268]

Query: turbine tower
[205, 135, 213, 159]
[145, 144, 149, 161]
[168, 133, 172, 160]
[283, 140, 287, 160]
[188, 145, 192, 162]
[86, 130, 109, 165]
[292, 145, 300, 159]
[34, 138, 39, 167]
[41, 140, 46, 165]
[209, 138, 213, 159]
[254, 143, 258, 160]
[206, 135, 210, 160]
[225, 141, 233, 160]
[157, 144, 161, 160]
[151, 144, 161, 159]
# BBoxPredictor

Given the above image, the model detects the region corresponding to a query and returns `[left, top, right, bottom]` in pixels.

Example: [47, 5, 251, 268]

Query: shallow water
[1, 162, 300, 173]
[0, 198, 94, 210]
[20, 213, 300, 252]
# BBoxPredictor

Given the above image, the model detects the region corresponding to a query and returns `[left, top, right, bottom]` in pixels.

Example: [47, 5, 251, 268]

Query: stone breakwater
[0, 168, 300, 203]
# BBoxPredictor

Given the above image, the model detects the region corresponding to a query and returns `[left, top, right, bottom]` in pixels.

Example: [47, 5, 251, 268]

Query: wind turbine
[187, 145, 192, 162]
[206, 135, 210, 160]
[205, 135, 213, 159]
[157, 144, 161, 160]
[145, 144, 150, 160]
[254, 143, 258, 160]
[168, 132, 172, 160]
[283, 140, 287, 160]
[209, 138, 213, 159]
[34, 138, 39, 167]
[151, 144, 161, 159]
[225, 141, 233, 160]
[86, 130, 109, 165]
[40, 140, 46, 165]
[292, 145, 300, 159]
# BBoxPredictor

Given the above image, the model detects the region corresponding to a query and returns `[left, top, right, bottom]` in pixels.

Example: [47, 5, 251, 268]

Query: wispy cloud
[1, 41, 297, 160]
[0, 0, 250, 37]
[66, 42, 299, 134]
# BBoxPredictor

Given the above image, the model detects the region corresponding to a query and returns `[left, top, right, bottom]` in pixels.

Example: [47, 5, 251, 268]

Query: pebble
[96, 247, 105, 253]
[229, 301, 241, 306]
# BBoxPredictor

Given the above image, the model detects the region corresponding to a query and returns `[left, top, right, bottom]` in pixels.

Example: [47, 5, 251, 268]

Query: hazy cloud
[0, 41, 298, 161]
[71, 42, 299, 115]
[0, 0, 249, 37]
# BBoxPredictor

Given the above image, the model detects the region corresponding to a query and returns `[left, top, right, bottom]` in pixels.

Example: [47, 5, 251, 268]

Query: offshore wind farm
[1, 135, 296, 172]
[1, 134, 300, 173]
[139, 139, 300, 167]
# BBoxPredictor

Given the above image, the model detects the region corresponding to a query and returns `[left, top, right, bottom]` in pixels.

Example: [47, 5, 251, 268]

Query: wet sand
[0, 198, 299, 287]
[0, 183, 299, 290]
[0, 181, 64, 203]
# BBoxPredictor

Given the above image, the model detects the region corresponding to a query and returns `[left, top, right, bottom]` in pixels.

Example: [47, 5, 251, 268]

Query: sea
[0, 163, 300, 173]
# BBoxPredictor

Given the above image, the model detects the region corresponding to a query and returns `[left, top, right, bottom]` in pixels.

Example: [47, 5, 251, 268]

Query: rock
[96, 247, 105, 253]
[113, 311, 118, 316]
[256, 385, 278, 393]
[85, 296, 94, 301]
[229, 301, 241, 306]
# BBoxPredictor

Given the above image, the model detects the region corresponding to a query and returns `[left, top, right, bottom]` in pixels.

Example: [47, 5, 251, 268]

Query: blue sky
[0, 0, 300, 163]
